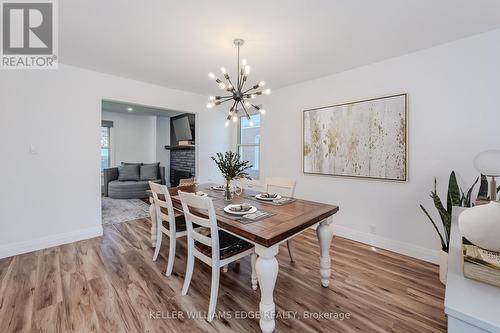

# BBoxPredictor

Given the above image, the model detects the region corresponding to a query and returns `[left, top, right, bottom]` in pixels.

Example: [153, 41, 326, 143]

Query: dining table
[153, 183, 339, 333]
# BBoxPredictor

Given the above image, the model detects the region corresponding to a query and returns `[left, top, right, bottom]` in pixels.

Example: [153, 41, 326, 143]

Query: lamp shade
[473, 150, 500, 176]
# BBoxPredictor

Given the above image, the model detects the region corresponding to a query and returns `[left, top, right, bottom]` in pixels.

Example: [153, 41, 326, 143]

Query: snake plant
[420, 171, 478, 252]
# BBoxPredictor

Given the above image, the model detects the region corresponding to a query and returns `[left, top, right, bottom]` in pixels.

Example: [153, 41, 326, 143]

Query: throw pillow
[140, 162, 160, 181]
[118, 164, 140, 181]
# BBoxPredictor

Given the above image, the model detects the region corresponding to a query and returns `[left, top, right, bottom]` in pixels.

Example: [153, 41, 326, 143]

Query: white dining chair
[178, 190, 257, 322]
[265, 177, 297, 262]
[149, 181, 187, 276]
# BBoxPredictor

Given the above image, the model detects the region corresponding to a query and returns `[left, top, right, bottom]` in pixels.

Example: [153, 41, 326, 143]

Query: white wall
[256, 29, 500, 263]
[2, 31, 498, 263]
[102, 111, 157, 165]
[156, 116, 171, 183]
[0, 63, 231, 258]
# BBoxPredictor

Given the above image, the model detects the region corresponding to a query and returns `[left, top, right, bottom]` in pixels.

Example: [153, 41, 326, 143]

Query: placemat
[217, 208, 275, 224]
[172, 193, 217, 201]
[245, 195, 296, 206]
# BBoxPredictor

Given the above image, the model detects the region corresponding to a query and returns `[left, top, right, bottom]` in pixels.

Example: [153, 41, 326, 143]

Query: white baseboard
[253, 196, 434, 263]
[328, 224, 439, 264]
[0, 225, 103, 259]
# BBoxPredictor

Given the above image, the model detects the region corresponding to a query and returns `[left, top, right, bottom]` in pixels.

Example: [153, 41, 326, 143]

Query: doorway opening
[100, 99, 197, 226]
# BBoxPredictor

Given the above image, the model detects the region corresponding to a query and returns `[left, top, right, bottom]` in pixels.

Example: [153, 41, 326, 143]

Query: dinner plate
[255, 193, 282, 201]
[223, 204, 257, 216]
[211, 185, 225, 191]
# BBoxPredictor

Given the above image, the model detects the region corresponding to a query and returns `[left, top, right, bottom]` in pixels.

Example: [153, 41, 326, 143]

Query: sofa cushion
[118, 164, 140, 181]
[109, 179, 161, 190]
[108, 179, 161, 199]
[140, 162, 160, 181]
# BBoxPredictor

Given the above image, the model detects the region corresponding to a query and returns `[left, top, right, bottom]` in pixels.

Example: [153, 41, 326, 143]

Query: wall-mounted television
[172, 116, 193, 141]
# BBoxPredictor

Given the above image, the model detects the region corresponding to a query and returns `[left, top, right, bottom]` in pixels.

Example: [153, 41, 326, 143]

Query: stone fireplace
[170, 148, 195, 186]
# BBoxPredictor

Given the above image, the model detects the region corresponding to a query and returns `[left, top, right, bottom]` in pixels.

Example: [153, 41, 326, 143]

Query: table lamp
[474, 149, 500, 201]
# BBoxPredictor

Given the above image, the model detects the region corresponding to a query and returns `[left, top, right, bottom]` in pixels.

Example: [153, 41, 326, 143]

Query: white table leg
[255, 244, 279, 333]
[316, 217, 334, 287]
[149, 198, 157, 247]
[251, 253, 258, 290]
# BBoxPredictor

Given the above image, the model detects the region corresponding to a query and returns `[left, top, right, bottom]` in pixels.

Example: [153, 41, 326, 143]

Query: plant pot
[439, 250, 448, 285]
[451, 206, 469, 220]
[459, 201, 500, 252]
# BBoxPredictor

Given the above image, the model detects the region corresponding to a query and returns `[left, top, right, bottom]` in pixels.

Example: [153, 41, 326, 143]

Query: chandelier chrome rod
[240, 101, 251, 120]
[227, 101, 238, 120]
[244, 90, 268, 98]
[219, 98, 233, 104]
[250, 104, 262, 112]
[224, 76, 236, 92]
[215, 97, 234, 105]
[242, 86, 259, 94]
[239, 70, 247, 91]
[230, 100, 237, 111]
[237, 43, 241, 91]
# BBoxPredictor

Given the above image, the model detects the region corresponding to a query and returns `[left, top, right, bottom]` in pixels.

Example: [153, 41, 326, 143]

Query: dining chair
[178, 190, 257, 322]
[149, 181, 187, 276]
[265, 177, 297, 262]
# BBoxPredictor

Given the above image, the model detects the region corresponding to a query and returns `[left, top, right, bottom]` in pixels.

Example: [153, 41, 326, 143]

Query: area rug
[102, 197, 150, 225]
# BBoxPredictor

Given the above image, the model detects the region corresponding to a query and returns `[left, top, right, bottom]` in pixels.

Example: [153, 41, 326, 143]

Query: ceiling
[61, 1, 500, 95]
[101, 100, 184, 117]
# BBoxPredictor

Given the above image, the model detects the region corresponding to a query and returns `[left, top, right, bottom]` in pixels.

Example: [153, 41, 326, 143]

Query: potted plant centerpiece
[420, 171, 478, 284]
[211, 151, 252, 201]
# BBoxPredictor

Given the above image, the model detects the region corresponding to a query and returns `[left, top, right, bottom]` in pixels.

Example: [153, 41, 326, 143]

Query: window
[238, 114, 260, 179]
[101, 126, 111, 171]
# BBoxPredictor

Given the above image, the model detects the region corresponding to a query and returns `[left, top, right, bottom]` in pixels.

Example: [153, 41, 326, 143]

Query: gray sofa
[103, 165, 165, 199]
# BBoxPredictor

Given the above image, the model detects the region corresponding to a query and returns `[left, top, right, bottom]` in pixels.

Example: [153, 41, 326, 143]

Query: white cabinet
[445, 217, 500, 333]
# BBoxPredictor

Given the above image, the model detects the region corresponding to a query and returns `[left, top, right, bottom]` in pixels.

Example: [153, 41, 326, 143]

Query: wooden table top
[168, 183, 339, 247]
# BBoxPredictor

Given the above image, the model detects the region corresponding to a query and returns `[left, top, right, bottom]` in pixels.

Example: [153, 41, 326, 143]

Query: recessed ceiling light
[127, 107, 133, 111]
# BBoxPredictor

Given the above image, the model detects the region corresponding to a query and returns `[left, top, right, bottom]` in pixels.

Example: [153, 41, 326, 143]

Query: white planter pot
[439, 250, 448, 285]
[459, 201, 500, 252]
[452, 206, 469, 220]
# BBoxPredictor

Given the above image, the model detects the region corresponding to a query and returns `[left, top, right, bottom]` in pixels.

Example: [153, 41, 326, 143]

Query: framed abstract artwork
[303, 93, 408, 181]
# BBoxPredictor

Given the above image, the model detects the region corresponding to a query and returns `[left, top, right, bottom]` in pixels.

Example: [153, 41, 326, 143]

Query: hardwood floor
[0, 219, 447, 332]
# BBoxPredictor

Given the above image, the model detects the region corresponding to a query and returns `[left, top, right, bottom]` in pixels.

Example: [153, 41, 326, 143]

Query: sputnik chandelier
[206, 38, 271, 127]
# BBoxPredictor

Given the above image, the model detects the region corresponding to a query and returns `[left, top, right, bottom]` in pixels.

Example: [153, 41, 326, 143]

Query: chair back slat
[149, 182, 175, 224]
[265, 177, 296, 197]
[158, 211, 169, 222]
[186, 211, 212, 228]
[153, 198, 169, 209]
[178, 191, 220, 260]
[190, 228, 212, 246]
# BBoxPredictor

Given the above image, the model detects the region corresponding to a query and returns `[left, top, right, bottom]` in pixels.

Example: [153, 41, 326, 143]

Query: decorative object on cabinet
[462, 237, 500, 287]
[459, 201, 500, 252]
